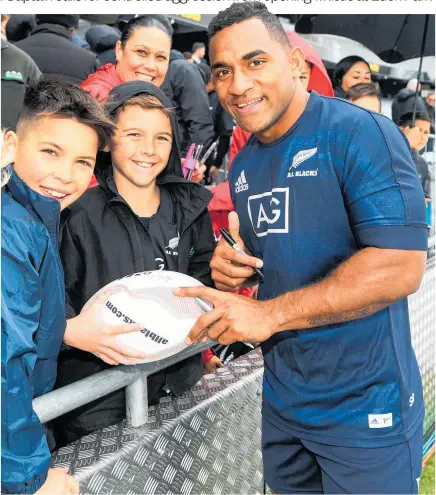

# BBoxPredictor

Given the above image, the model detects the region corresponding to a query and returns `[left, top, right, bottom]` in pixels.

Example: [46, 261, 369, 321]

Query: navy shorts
[262, 416, 423, 494]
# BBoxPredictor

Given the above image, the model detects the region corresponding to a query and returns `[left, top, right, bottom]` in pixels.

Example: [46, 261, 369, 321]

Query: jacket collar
[7, 169, 62, 246]
[98, 166, 212, 234]
[31, 23, 71, 40]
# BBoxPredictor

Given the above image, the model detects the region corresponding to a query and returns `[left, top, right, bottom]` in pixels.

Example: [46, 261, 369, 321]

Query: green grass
[420, 454, 435, 495]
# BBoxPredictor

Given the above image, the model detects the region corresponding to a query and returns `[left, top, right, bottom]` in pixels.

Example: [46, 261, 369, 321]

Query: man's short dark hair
[192, 42, 206, 53]
[398, 111, 431, 128]
[17, 78, 116, 150]
[345, 83, 381, 102]
[183, 51, 192, 60]
[208, 2, 290, 49]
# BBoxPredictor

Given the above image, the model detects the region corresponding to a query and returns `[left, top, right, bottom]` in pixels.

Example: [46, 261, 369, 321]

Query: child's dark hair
[120, 15, 173, 47]
[208, 2, 290, 49]
[398, 111, 431, 128]
[332, 56, 371, 89]
[17, 78, 116, 150]
[345, 82, 381, 102]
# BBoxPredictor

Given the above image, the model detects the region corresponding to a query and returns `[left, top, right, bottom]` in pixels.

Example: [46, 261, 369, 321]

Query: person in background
[345, 82, 382, 113]
[205, 67, 234, 184]
[1, 14, 42, 130]
[81, 15, 206, 183]
[81, 15, 172, 101]
[71, 32, 90, 51]
[1, 13, 9, 39]
[191, 41, 206, 64]
[196, 60, 212, 84]
[425, 91, 434, 134]
[15, 15, 99, 85]
[1, 78, 130, 495]
[85, 25, 120, 66]
[183, 50, 193, 61]
[161, 49, 215, 156]
[399, 111, 432, 204]
[5, 14, 36, 42]
[332, 55, 372, 98]
[391, 78, 428, 126]
[54, 82, 217, 446]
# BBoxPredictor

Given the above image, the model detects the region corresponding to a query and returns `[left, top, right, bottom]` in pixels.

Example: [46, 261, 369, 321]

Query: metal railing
[33, 341, 212, 427]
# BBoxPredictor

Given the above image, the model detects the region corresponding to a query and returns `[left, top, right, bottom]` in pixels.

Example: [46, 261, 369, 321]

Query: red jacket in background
[80, 63, 122, 104]
[81, 64, 122, 189]
[208, 31, 333, 214]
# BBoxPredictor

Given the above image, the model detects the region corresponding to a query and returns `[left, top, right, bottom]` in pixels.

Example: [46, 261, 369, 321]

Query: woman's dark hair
[17, 78, 116, 150]
[332, 56, 371, 90]
[345, 82, 381, 102]
[120, 15, 173, 47]
[208, 2, 290, 49]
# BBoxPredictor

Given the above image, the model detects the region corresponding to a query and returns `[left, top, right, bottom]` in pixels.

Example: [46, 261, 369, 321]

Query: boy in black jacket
[54, 81, 215, 446]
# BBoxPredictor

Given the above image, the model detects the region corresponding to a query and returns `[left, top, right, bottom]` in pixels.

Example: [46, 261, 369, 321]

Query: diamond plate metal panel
[52, 351, 264, 494]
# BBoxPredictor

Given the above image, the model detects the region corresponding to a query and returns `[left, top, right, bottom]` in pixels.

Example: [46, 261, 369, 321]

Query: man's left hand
[173, 286, 277, 345]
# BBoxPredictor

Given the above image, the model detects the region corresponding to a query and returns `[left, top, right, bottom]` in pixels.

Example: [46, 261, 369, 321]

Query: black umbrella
[295, 15, 434, 63]
[295, 15, 434, 122]
[81, 14, 214, 34]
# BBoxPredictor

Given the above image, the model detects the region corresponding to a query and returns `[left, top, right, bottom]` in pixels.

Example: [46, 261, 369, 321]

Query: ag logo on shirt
[247, 188, 289, 237]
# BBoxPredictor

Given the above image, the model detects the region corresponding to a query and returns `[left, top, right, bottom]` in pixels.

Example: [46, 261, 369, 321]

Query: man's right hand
[35, 468, 79, 495]
[211, 212, 263, 292]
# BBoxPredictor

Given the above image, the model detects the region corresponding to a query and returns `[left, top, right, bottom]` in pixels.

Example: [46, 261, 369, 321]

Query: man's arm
[266, 246, 426, 332]
[175, 246, 426, 345]
[178, 111, 429, 344]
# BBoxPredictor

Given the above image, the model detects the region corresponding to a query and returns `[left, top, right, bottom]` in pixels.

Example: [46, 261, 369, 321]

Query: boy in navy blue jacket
[1, 79, 143, 494]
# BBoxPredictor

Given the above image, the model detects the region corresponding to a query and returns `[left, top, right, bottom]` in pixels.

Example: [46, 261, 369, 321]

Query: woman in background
[332, 55, 372, 98]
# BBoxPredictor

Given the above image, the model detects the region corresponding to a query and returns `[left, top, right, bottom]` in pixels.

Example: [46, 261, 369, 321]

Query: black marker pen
[219, 228, 264, 280]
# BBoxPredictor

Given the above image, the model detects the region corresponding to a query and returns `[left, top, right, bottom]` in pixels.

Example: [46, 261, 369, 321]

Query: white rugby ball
[82, 271, 208, 363]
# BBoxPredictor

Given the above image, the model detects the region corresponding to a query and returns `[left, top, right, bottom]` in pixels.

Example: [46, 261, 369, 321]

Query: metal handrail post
[33, 340, 212, 424]
[126, 372, 149, 427]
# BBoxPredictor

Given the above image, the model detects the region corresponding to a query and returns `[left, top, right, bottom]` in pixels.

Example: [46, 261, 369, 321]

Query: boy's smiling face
[111, 105, 172, 190]
[9, 115, 99, 210]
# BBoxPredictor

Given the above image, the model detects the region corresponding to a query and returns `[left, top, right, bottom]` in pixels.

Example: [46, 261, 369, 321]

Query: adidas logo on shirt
[368, 412, 392, 428]
[235, 170, 249, 193]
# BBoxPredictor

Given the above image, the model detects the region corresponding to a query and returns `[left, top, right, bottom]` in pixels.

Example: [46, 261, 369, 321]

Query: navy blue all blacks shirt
[229, 92, 428, 448]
